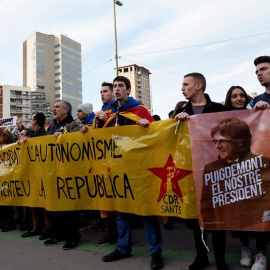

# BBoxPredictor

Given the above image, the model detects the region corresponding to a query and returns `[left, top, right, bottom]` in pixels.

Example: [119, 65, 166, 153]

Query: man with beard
[45, 100, 81, 250]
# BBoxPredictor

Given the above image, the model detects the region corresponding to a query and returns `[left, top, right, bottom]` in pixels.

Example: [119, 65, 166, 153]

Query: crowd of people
[1, 55, 270, 270]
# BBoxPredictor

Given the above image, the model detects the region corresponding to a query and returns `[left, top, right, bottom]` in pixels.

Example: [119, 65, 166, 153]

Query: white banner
[0, 116, 17, 128]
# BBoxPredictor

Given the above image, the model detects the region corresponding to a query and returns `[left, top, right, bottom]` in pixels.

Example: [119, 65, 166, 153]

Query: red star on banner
[107, 167, 111, 174]
[148, 154, 192, 203]
[88, 167, 93, 173]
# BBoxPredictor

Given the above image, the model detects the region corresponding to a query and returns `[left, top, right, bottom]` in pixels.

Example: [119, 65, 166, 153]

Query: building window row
[36, 70, 44, 75]
[55, 79, 82, 89]
[63, 72, 81, 81]
[62, 94, 82, 101]
[55, 72, 81, 81]
[34, 42, 45, 46]
[55, 86, 82, 95]
[36, 63, 45, 68]
[55, 64, 81, 75]
[36, 49, 44, 53]
[36, 56, 45, 60]
[55, 58, 81, 68]
[54, 44, 81, 55]
[61, 51, 81, 62]
[71, 102, 79, 107]
[62, 66, 81, 75]
[63, 86, 82, 94]
[54, 51, 81, 62]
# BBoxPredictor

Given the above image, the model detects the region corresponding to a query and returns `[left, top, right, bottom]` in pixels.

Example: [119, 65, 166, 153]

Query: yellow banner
[0, 119, 197, 218]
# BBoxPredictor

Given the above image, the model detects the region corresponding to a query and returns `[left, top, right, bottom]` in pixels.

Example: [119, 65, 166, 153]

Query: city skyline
[1, 0, 270, 119]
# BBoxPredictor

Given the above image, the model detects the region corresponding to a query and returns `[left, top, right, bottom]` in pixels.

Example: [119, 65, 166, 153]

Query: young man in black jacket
[175, 72, 229, 270]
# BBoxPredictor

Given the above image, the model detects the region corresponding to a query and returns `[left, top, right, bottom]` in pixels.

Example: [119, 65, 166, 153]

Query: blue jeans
[116, 212, 163, 255]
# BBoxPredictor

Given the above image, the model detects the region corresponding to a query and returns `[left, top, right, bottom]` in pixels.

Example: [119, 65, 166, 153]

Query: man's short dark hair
[211, 118, 252, 152]
[254, 56, 270, 66]
[33, 113, 46, 127]
[113, 76, 131, 90]
[101, 82, 113, 91]
[184, 72, 206, 92]
[152, 114, 161, 121]
[168, 110, 174, 119]
[56, 100, 72, 115]
[21, 128, 31, 137]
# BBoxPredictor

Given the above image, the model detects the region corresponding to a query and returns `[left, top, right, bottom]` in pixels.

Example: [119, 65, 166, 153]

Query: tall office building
[23, 32, 82, 115]
[118, 64, 152, 111]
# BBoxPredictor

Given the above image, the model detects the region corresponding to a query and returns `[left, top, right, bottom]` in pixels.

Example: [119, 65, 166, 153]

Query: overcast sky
[1, 0, 270, 119]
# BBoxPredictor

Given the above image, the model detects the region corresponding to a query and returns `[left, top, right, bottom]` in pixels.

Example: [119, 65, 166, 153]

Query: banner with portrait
[189, 109, 270, 231]
[0, 119, 197, 219]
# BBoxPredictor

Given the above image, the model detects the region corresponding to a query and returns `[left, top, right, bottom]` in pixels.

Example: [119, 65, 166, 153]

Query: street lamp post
[113, 0, 123, 76]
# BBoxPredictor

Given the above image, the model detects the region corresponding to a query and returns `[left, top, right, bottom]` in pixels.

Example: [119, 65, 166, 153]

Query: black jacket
[176, 94, 228, 115]
[46, 115, 74, 135]
[30, 127, 46, 138]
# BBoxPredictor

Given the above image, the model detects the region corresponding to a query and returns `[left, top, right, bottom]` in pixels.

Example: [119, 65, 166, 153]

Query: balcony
[10, 95, 31, 99]
[10, 109, 22, 113]
[15, 103, 31, 107]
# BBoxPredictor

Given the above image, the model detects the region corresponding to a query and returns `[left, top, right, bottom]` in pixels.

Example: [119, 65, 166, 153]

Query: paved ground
[0, 218, 264, 270]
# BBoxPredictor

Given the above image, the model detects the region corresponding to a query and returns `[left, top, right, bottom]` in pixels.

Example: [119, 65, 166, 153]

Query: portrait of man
[200, 118, 270, 230]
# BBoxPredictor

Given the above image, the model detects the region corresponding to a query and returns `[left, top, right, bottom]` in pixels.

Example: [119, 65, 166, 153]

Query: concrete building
[31, 91, 53, 124]
[118, 64, 152, 111]
[1, 85, 32, 127]
[23, 32, 82, 116]
[248, 92, 257, 99]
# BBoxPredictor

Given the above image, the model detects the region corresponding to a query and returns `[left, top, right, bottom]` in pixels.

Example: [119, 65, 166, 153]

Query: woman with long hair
[224, 87, 269, 270]
[224, 86, 251, 110]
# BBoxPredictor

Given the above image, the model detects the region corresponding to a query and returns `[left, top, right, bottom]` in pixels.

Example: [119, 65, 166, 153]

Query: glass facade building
[23, 32, 82, 116]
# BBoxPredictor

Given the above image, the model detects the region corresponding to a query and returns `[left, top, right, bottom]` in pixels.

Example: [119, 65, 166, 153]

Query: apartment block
[2, 85, 32, 127]
[118, 64, 151, 111]
[31, 91, 53, 124]
[23, 32, 82, 116]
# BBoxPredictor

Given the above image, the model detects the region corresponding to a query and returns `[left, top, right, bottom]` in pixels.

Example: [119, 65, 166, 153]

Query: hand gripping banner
[0, 119, 197, 219]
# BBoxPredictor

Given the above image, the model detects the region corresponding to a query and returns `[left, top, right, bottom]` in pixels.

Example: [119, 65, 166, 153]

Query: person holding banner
[175, 72, 229, 270]
[95, 81, 115, 128]
[248, 56, 270, 109]
[44, 100, 81, 250]
[224, 85, 267, 268]
[93, 82, 119, 247]
[21, 113, 52, 240]
[0, 128, 16, 232]
[101, 76, 164, 270]
[224, 86, 255, 267]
